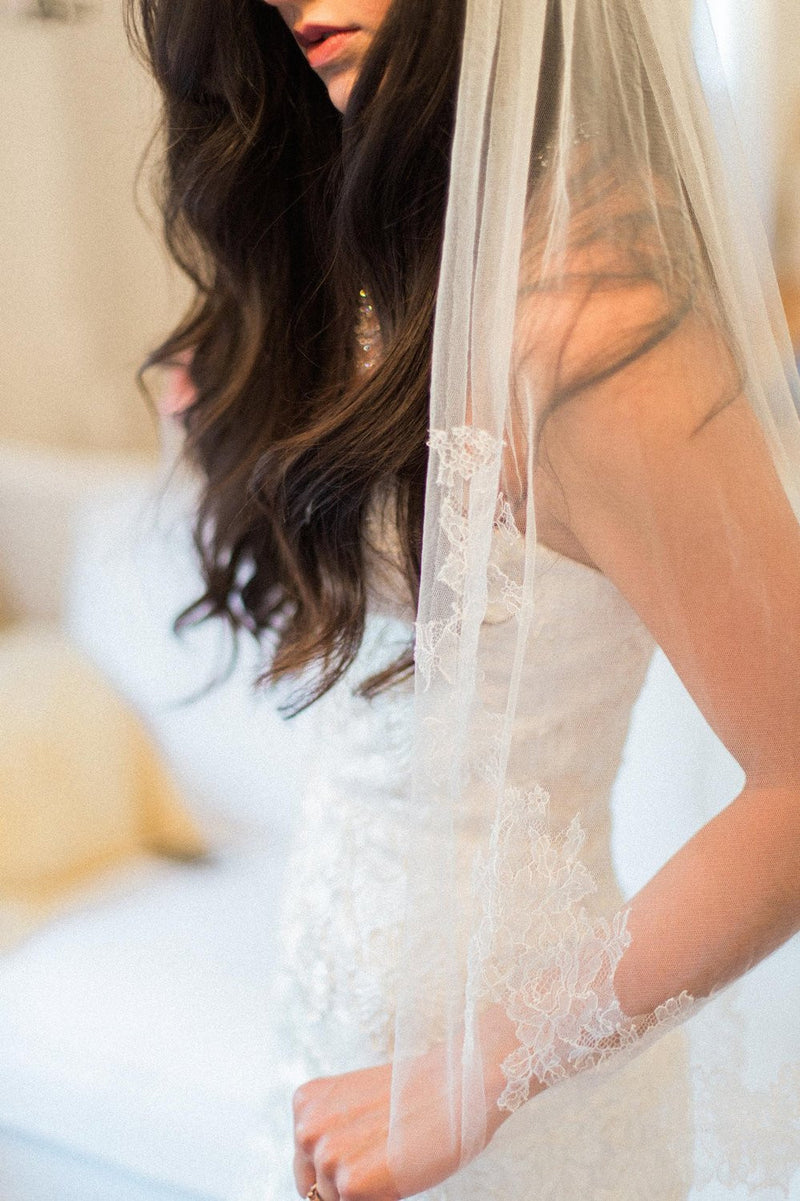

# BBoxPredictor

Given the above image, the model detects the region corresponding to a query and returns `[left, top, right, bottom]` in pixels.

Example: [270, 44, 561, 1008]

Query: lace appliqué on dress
[693, 998, 800, 1195]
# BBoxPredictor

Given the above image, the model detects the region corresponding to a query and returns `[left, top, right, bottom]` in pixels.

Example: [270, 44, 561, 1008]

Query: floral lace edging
[468, 782, 695, 1112]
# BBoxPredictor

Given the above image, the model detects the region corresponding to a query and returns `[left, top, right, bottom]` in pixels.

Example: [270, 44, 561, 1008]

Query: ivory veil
[386, 0, 800, 1193]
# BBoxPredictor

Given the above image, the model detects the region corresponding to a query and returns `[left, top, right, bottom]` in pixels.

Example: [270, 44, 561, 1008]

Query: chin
[326, 68, 358, 114]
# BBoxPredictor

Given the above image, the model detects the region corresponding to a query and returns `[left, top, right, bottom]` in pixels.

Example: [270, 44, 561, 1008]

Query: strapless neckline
[535, 540, 603, 579]
[364, 503, 615, 627]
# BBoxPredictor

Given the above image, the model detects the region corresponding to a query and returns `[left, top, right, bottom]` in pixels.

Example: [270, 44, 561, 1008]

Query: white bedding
[0, 1125, 211, 1201]
[0, 842, 290, 1199]
[0, 460, 308, 1198]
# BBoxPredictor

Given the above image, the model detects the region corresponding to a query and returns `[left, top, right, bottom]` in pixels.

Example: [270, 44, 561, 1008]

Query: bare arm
[537, 303, 800, 1017]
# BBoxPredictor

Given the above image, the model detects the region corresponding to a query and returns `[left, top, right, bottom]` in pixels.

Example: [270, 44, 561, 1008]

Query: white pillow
[65, 475, 313, 840]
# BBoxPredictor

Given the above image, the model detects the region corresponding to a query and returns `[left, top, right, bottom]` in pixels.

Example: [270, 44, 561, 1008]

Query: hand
[292, 1021, 517, 1201]
[291, 1060, 451, 1201]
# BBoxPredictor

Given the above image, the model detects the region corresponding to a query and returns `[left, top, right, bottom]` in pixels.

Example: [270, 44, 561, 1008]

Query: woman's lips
[295, 24, 360, 71]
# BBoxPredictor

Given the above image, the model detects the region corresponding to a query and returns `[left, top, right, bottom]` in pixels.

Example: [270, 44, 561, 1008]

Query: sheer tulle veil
[388, 0, 800, 1191]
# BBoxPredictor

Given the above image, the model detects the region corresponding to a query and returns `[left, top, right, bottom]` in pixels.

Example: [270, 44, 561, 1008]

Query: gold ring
[306, 1186, 322, 1201]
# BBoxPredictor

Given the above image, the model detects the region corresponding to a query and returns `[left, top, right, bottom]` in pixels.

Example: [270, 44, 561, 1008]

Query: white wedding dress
[236, 533, 694, 1201]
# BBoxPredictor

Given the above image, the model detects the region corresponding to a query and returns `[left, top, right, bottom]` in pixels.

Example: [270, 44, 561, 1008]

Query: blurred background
[0, 4, 798, 1201]
[703, 0, 800, 341]
[0, 0, 176, 457]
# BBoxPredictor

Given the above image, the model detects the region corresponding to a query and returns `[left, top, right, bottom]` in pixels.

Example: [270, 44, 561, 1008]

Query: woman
[128, 0, 800, 1197]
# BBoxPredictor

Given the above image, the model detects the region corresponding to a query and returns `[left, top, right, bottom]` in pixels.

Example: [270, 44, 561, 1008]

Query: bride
[127, 0, 800, 1196]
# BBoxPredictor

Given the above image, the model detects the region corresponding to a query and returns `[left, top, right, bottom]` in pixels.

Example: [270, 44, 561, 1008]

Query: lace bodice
[281, 535, 655, 1062]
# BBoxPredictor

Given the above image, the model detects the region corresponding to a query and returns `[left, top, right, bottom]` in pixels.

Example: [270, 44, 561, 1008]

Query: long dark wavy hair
[125, 0, 466, 712]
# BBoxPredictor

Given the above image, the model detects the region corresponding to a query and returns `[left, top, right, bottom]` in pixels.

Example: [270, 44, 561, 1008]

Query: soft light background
[703, 0, 800, 340]
[0, 0, 184, 454]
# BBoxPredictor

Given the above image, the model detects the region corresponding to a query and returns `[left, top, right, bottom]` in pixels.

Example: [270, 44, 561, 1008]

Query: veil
[387, 0, 800, 1193]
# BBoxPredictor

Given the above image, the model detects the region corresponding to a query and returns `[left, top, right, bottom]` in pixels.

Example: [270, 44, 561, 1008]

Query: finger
[293, 1147, 317, 1199]
[313, 1164, 340, 1201]
[293, 1147, 340, 1201]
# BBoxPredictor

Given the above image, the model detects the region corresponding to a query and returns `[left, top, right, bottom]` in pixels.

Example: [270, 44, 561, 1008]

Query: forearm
[614, 783, 800, 1018]
[480, 782, 800, 1133]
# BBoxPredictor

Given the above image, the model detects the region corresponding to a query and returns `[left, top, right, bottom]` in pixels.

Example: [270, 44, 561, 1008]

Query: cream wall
[0, 2, 188, 453]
